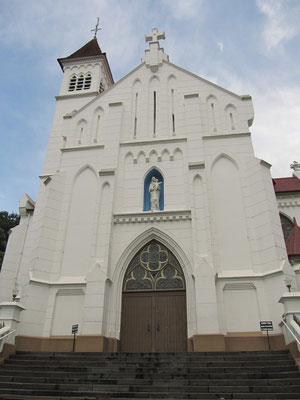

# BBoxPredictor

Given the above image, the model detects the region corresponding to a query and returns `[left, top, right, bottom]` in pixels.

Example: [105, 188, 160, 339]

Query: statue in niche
[149, 177, 162, 211]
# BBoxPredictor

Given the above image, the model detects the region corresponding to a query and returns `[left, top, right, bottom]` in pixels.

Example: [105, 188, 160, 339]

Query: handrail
[0, 329, 15, 353]
[281, 318, 300, 347]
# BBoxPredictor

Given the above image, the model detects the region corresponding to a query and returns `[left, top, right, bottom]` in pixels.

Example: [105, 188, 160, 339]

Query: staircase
[0, 350, 299, 399]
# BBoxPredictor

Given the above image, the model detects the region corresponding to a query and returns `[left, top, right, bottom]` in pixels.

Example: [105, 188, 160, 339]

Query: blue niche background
[143, 169, 164, 211]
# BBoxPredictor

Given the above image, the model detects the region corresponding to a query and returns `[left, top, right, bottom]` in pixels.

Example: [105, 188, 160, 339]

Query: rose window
[123, 240, 185, 291]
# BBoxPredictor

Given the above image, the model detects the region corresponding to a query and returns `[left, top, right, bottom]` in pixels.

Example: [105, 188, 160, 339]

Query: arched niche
[143, 168, 164, 211]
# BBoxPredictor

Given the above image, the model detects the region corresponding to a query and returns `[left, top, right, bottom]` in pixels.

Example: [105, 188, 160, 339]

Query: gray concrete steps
[0, 350, 299, 399]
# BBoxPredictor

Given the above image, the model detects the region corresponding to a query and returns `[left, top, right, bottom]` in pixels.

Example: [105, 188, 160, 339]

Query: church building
[0, 28, 297, 353]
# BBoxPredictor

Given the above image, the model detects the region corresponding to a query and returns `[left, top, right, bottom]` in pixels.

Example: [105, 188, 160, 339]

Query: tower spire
[91, 17, 101, 39]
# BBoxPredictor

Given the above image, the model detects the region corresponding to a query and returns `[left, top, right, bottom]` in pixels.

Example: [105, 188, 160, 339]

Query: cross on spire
[91, 17, 101, 39]
[145, 28, 165, 44]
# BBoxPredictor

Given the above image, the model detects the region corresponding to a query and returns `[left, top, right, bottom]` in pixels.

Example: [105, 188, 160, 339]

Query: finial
[290, 161, 300, 171]
[91, 17, 101, 39]
[145, 28, 165, 44]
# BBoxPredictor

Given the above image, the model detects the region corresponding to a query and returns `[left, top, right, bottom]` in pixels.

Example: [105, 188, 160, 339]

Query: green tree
[0, 211, 20, 269]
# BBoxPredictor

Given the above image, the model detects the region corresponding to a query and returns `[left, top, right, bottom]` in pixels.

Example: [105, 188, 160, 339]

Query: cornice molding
[61, 144, 104, 152]
[114, 209, 191, 224]
[120, 137, 187, 147]
[203, 132, 250, 140]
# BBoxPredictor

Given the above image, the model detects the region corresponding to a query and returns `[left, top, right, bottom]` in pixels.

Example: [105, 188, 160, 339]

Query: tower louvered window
[68, 73, 92, 92]
[68, 75, 77, 91]
[84, 74, 92, 90]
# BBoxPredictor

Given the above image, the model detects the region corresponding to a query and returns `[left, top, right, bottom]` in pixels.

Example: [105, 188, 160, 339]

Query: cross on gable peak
[145, 28, 166, 43]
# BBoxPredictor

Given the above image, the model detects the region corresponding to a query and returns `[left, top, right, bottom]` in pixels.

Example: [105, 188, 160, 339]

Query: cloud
[162, 0, 204, 20]
[217, 41, 224, 52]
[256, 0, 299, 50]
[251, 85, 300, 177]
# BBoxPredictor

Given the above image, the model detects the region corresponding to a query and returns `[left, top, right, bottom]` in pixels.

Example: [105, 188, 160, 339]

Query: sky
[0, 0, 300, 213]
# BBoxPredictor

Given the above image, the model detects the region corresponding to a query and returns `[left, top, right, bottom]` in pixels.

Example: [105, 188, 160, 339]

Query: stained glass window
[123, 240, 185, 291]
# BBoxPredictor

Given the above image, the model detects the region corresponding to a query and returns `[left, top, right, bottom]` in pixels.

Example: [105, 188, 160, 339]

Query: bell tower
[57, 37, 114, 97]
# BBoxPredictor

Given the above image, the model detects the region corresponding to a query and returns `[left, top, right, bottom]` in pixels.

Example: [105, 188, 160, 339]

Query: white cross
[145, 28, 165, 43]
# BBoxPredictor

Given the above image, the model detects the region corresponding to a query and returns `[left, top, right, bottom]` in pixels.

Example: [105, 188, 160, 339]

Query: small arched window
[76, 74, 84, 90]
[84, 74, 92, 90]
[68, 75, 77, 91]
[143, 168, 164, 211]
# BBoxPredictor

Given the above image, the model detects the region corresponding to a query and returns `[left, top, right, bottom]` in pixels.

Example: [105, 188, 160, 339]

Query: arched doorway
[120, 240, 187, 352]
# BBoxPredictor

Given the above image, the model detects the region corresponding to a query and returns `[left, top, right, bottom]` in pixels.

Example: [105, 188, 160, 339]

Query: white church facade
[0, 29, 298, 353]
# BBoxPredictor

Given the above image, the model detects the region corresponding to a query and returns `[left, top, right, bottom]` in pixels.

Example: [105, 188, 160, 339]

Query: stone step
[1, 388, 300, 399]
[4, 359, 296, 368]
[1, 375, 300, 386]
[11, 353, 293, 361]
[0, 367, 299, 379]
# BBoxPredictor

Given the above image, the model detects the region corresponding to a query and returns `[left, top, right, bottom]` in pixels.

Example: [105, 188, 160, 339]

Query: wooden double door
[120, 290, 187, 352]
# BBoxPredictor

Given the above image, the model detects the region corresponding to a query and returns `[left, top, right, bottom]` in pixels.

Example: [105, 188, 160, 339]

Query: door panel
[121, 291, 187, 352]
[120, 292, 152, 352]
[154, 291, 187, 352]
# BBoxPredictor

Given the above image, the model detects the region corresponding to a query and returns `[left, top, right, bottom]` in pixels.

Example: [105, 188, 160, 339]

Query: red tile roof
[273, 177, 300, 193]
[286, 218, 300, 256]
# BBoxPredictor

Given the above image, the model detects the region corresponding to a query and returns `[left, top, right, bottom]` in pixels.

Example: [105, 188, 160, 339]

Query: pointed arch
[72, 163, 98, 185]
[113, 227, 193, 294]
[173, 147, 183, 160]
[92, 106, 104, 143]
[210, 152, 239, 171]
[161, 148, 170, 161]
[137, 151, 146, 163]
[206, 94, 218, 103]
[225, 103, 237, 131]
[62, 165, 99, 276]
[124, 151, 134, 164]
[143, 167, 164, 211]
[149, 149, 158, 163]
[76, 118, 88, 144]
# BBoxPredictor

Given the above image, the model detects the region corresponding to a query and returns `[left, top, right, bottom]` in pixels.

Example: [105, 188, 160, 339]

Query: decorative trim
[120, 137, 187, 147]
[278, 200, 300, 208]
[203, 132, 251, 140]
[56, 288, 85, 296]
[260, 159, 272, 169]
[217, 260, 286, 280]
[223, 282, 256, 290]
[114, 210, 191, 224]
[99, 169, 115, 176]
[39, 174, 55, 179]
[56, 91, 99, 100]
[61, 144, 104, 152]
[109, 101, 122, 107]
[189, 162, 205, 170]
[29, 273, 86, 287]
[184, 93, 199, 99]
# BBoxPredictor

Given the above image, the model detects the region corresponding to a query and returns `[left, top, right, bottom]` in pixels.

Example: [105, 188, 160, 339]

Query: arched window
[280, 213, 294, 240]
[76, 74, 84, 90]
[123, 240, 185, 291]
[84, 73, 91, 90]
[143, 168, 164, 211]
[68, 75, 77, 91]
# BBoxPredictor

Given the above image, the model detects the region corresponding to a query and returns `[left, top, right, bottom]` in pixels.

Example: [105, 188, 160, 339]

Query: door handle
[156, 323, 160, 332]
[147, 324, 150, 332]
